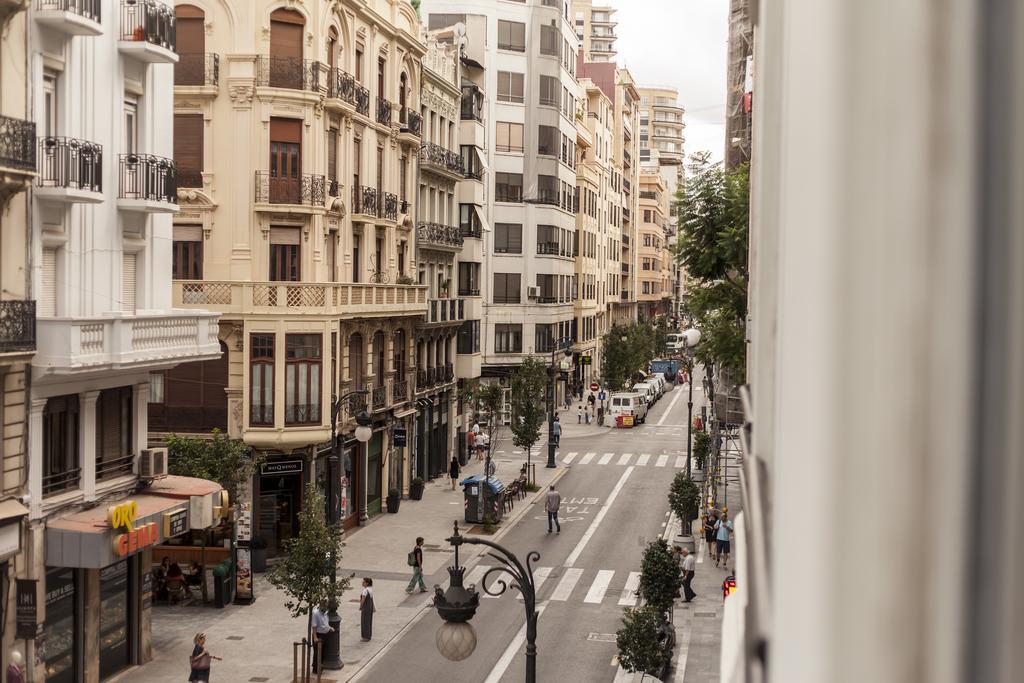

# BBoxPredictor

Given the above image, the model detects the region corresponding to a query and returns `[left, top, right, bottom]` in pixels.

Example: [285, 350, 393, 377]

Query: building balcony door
[269, 118, 301, 204]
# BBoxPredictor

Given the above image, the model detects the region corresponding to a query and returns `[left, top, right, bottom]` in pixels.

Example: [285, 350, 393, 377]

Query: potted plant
[250, 536, 268, 573]
[439, 279, 451, 298]
[386, 487, 401, 513]
[396, 274, 416, 286]
[667, 471, 701, 552]
[409, 476, 425, 500]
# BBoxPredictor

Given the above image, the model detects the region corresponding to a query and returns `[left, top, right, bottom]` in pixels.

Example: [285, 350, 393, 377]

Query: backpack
[407, 550, 417, 566]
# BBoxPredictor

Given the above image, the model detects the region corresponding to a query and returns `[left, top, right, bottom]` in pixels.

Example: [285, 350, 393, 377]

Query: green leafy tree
[166, 430, 262, 504]
[674, 156, 750, 383]
[616, 605, 668, 675]
[477, 382, 506, 452]
[600, 322, 660, 391]
[509, 357, 549, 476]
[268, 483, 350, 656]
[668, 472, 701, 529]
[693, 431, 712, 470]
[638, 538, 682, 615]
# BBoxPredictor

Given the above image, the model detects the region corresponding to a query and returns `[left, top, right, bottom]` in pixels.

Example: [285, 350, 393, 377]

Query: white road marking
[675, 455, 687, 468]
[565, 467, 634, 567]
[518, 566, 552, 600]
[618, 571, 641, 606]
[617, 453, 632, 466]
[598, 452, 614, 465]
[484, 603, 548, 683]
[656, 455, 669, 467]
[583, 570, 615, 603]
[562, 452, 578, 464]
[579, 452, 596, 464]
[656, 387, 685, 426]
[463, 565, 487, 590]
[550, 567, 583, 601]
[637, 454, 651, 466]
[697, 536, 706, 564]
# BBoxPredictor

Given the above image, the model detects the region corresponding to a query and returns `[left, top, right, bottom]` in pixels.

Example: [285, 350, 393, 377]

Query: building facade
[161, 0, 429, 542]
[636, 171, 673, 319]
[571, 0, 616, 63]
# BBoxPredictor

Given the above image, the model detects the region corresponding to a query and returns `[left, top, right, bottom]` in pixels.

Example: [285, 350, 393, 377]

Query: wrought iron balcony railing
[381, 191, 398, 221]
[354, 84, 370, 116]
[39, 0, 102, 23]
[400, 108, 422, 136]
[417, 222, 464, 249]
[352, 185, 377, 216]
[328, 68, 356, 104]
[419, 141, 463, 174]
[371, 384, 387, 411]
[120, 0, 175, 51]
[175, 52, 219, 86]
[0, 300, 36, 354]
[392, 379, 408, 405]
[254, 171, 325, 206]
[118, 153, 176, 203]
[623, 178, 632, 194]
[38, 137, 101, 192]
[256, 56, 324, 93]
[376, 98, 392, 126]
[0, 115, 36, 173]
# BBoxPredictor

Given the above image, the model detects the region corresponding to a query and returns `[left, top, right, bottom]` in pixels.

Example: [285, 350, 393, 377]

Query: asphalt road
[358, 382, 695, 683]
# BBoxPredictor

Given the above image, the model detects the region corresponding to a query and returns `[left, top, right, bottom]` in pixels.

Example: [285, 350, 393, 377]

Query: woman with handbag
[188, 632, 221, 681]
[359, 577, 375, 641]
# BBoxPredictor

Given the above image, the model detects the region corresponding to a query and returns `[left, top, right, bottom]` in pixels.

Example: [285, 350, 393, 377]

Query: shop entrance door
[366, 433, 383, 516]
[259, 463, 303, 556]
[341, 442, 360, 530]
[99, 559, 132, 680]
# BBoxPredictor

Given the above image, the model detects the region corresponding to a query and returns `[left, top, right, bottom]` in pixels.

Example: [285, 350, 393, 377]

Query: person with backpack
[405, 537, 427, 593]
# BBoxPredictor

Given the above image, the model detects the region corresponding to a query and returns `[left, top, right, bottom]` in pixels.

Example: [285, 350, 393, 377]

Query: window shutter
[175, 11, 205, 55]
[41, 249, 57, 316]
[270, 11, 304, 61]
[122, 253, 137, 313]
[173, 114, 204, 177]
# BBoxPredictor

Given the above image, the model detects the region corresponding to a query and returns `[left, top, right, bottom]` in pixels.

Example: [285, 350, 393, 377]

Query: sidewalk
[114, 451, 566, 683]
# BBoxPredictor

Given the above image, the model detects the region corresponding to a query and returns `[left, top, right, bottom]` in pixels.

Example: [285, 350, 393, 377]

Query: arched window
[373, 330, 386, 386]
[175, 5, 205, 86]
[393, 329, 406, 376]
[349, 333, 364, 387]
[399, 73, 408, 122]
[327, 26, 338, 71]
[269, 8, 304, 89]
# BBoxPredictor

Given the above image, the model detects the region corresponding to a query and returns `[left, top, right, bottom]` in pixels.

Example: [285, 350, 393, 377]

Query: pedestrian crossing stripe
[583, 570, 615, 603]
[550, 567, 583, 601]
[674, 455, 687, 469]
[617, 453, 632, 466]
[563, 452, 578, 464]
[559, 451, 688, 468]
[636, 454, 651, 466]
[579, 452, 596, 464]
[598, 452, 614, 465]
[655, 455, 669, 467]
[459, 566, 649, 607]
[617, 572, 641, 607]
[517, 566, 552, 600]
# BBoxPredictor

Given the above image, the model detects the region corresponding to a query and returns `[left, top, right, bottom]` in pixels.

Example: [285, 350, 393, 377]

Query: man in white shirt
[681, 548, 697, 602]
[310, 603, 334, 671]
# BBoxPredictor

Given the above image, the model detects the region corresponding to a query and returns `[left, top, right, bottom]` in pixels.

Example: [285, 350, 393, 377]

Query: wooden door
[269, 118, 301, 203]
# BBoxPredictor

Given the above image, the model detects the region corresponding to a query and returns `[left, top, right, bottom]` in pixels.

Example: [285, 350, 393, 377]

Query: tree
[674, 156, 750, 383]
[616, 605, 668, 675]
[638, 538, 682, 615]
[509, 357, 548, 479]
[668, 472, 701, 530]
[268, 483, 350, 667]
[693, 431, 712, 470]
[600, 322, 660, 391]
[476, 382, 506, 452]
[166, 430, 262, 504]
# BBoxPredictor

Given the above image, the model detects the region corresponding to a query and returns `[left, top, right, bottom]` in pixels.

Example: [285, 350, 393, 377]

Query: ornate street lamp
[433, 521, 543, 681]
[547, 337, 574, 468]
[682, 328, 701, 479]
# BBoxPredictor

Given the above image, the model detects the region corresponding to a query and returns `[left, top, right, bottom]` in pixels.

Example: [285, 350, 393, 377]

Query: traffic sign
[589, 382, 599, 391]
[598, 391, 606, 401]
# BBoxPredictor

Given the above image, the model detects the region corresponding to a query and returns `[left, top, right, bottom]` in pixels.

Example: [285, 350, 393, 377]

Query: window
[327, 128, 338, 184]
[494, 223, 523, 253]
[355, 47, 364, 83]
[493, 273, 521, 304]
[496, 121, 524, 153]
[535, 323, 555, 352]
[536, 274, 558, 301]
[539, 75, 558, 107]
[497, 20, 525, 52]
[372, 330, 386, 386]
[349, 333, 364, 386]
[42, 395, 80, 496]
[393, 329, 406, 376]
[497, 71, 525, 103]
[285, 334, 321, 424]
[460, 204, 482, 236]
[250, 334, 275, 426]
[495, 324, 523, 354]
[428, 13, 467, 30]
[458, 320, 481, 354]
[495, 172, 523, 203]
[458, 262, 481, 296]
[537, 224, 559, 254]
[537, 175, 559, 204]
[124, 97, 138, 154]
[172, 225, 203, 279]
[270, 227, 300, 281]
[43, 71, 57, 137]
[174, 113, 203, 187]
[122, 253, 137, 313]
[540, 25, 559, 56]
[96, 387, 133, 480]
[461, 145, 482, 178]
[537, 125, 558, 156]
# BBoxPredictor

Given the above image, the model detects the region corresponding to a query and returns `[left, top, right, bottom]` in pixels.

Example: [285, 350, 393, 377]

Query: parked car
[645, 373, 667, 397]
[633, 381, 659, 407]
[608, 392, 648, 425]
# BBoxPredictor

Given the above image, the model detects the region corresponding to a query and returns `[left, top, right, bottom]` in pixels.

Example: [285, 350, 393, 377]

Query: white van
[666, 333, 685, 354]
[632, 381, 659, 407]
[608, 392, 648, 425]
[645, 374, 666, 397]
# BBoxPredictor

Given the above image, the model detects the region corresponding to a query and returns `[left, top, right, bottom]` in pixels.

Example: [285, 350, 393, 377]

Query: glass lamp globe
[436, 621, 477, 662]
[683, 328, 702, 348]
[354, 424, 373, 443]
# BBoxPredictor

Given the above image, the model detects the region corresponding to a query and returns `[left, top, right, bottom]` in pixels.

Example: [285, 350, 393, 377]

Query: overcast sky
[607, 0, 728, 162]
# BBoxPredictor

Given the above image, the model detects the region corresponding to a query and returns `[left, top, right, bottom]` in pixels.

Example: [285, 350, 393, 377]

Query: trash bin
[461, 475, 506, 524]
[212, 559, 233, 608]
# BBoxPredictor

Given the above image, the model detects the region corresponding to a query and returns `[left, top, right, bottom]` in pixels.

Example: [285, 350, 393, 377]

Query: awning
[0, 498, 29, 560]
[0, 498, 28, 523]
[473, 204, 490, 233]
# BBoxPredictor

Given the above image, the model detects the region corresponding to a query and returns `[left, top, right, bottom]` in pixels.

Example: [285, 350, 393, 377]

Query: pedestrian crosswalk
[559, 451, 687, 468]
[460, 565, 643, 607]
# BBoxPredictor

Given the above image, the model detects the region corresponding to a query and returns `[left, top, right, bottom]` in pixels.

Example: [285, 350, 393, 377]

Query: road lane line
[484, 603, 548, 683]
[655, 455, 669, 467]
[617, 453, 632, 466]
[598, 452, 614, 465]
[656, 386, 685, 426]
[550, 567, 583, 601]
[618, 571, 641, 606]
[579, 452, 596, 464]
[637, 454, 651, 466]
[517, 566, 552, 600]
[674, 455, 687, 468]
[565, 467, 634, 567]
[583, 570, 615, 603]
[562, 452, 578, 464]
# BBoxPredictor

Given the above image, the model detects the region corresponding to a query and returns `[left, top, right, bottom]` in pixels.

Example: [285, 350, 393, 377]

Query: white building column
[134, 381, 150, 470]
[27, 398, 47, 520]
[80, 390, 100, 501]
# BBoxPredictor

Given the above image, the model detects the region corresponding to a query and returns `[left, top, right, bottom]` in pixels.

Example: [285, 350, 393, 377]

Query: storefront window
[44, 567, 77, 683]
[99, 561, 131, 679]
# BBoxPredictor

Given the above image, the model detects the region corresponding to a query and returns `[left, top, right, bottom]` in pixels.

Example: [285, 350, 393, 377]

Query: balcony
[0, 115, 36, 201]
[460, 214, 482, 239]
[623, 206, 631, 222]
[172, 280, 428, 319]
[174, 52, 219, 88]
[36, 136, 103, 203]
[416, 365, 455, 392]
[117, 153, 177, 212]
[0, 300, 36, 361]
[623, 177, 631, 194]
[418, 141, 463, 179]
[392, 379, 408, 405]
[35, 0, 103, 36]
[118, 0, 177, 64]
[621, 263, 630, 273]
[526, 191, 560, 208]
[376, 98, 392, 126]
[460, 85, 484, 122]
[34, 311, 221, 376]
[416, 222, 464, 251]
[639, 190, 658, 200]
[354, 84, 370, 117]
[623, 147, 632, 167]
[326, 67, 356, 108]
[399, 108, 422, 137]
[254, 171, 326, 210]
[256, 56, 323, 93]
[426, 298, 465, 325]
[537, 242, 561, 256]
[352, 185, 377, 217]
[370, 383, 387, 412]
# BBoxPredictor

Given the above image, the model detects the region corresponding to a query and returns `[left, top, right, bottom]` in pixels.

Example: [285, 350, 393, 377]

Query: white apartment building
[423, 0, 580, 405]
[572, 0, 617, 63]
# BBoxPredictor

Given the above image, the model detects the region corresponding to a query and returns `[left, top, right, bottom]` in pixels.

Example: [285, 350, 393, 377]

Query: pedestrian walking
[467, 430, 475, 460]
[703, 512, 719, 562]
[682, 548, 697, 602]
[577, 405, 584, 423]
[545, 485, 562, 534]
[310, 603, 334, 672]
[485, 457, 496, 478]
[585, 407, 592, 424]
[405, 537, 427, 593]
[448, 455, 461, 490]
[552, 416, 561, 447]
[715, 512, 734, 569]
[359, 578, 375, 641]
[188, 633, 221, 682]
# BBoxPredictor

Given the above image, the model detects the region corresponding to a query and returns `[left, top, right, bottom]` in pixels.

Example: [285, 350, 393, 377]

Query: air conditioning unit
[139, 448, 168, 480]
[527, 286, 541, 299]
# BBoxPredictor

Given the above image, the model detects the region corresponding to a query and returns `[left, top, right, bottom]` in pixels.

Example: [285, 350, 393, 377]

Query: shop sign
[392, 427, 407, 448]
[261, 460, 303, 475]
[15, 579, 37, 639]
[162, 509, 189, 538]
[108, 500, 158, 557]
[141, 572, 153, 610]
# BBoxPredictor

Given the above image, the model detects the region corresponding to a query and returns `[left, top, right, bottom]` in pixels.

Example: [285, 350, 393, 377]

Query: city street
[357, 380, 709, 683]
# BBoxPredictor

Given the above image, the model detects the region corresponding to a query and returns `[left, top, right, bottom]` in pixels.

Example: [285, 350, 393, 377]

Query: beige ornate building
[637, 171, 673, 318]
[160, 0, 429, 539]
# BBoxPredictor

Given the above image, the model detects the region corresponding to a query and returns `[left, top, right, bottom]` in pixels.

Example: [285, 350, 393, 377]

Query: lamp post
[682, 328, 701, 480]
[433, 521, 543, 682]
[322, 390, 373, 670]
[547, 337, 574, 468]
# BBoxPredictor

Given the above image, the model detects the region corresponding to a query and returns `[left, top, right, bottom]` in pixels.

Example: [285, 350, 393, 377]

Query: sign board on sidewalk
[15, 579, 36, 639]
[589, 382, 599, 391]
[393, 427, 407, 448]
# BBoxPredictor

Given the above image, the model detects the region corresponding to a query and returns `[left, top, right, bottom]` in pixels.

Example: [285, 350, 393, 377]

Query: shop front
[256, 458, 305, 557]
[366, 433, 383, 517]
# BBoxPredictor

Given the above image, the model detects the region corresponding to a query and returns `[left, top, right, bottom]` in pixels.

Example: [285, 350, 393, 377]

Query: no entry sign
[589, 382, 599, 391]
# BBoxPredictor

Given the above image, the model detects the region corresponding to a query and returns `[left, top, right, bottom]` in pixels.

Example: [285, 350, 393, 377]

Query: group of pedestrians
[703, 509, 734, 570]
